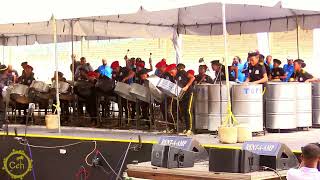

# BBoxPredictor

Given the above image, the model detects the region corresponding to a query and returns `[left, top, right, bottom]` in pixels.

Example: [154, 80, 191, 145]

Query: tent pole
[221, 3, 232, 125]
[71, 20, 74, 82]
[81, 36, 84, 57]
[2, 46, 4, 64]
[51, 15, 61, 133]
[296, 16, 300, 59]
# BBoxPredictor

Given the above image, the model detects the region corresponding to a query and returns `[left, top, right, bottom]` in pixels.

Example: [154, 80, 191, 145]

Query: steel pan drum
[208, 84, 228, 131]
[296, 83, 312, 128]
[265, 82, 297, 129]
[312, 82, 320, 125]
[10, 84, 30, 104]
[52, 81, 70, 94]
[114, 82, 136, 102]
[130, 83, 150, 102]
[74, 80, 94, 98]
[195, 84, 209, 130]
[232, 84, 264, 132]
[30, 81, 50, 93]
[157, 78, 184, 100]
[147, 76, 164, 102]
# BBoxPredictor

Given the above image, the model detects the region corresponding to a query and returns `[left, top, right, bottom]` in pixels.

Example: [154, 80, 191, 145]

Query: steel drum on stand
[296, 83, 312, 128]
[265, 82, 297, 130]
[195, 84, 209, 130]
[232, 84, 264, 132]
[129, 83, 151, 103]
[208, 84, 228, 131]
[312, 82, 320, 126]
[114, 82, 136, 102]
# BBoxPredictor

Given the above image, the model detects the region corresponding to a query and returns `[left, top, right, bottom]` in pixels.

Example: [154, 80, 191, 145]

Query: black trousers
[179, 92, 194, 131]
[0, 96, 5, 127]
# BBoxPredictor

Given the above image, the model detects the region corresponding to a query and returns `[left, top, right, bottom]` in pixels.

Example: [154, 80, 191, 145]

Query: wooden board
[126, 162, 287, 180]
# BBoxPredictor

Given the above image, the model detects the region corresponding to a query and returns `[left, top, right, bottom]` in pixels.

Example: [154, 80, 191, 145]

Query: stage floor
[2, 124, 318, 152]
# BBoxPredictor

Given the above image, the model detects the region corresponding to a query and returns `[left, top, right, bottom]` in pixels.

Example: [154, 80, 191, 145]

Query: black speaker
[158, 136, 208, 161]
[209, 148, 241, 173]
[243, 141, 299, 170]
[151, 144, 195, 169]
[239, 150, 260, 173]
[209, 148, 260, 173]
[151, 144, 170, 168]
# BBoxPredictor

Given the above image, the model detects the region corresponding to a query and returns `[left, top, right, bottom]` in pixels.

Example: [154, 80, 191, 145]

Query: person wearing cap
[155, 59, 167, 77]
[290, 59, 317, 82]
[270, 59, 286, 81]
[135, 68, 151, 128]
[166, 64, 195, 135]
[211, 60, 238, 83]
[283, 57, 295, 82]
[51, 71, 66, 82]
[18, 65, 35, 86]
[111, 61, 136, 120]
[177, 63, 186, 72]
[134, 60, 152, 83]
[232, 56, 245, 82]
[20, 61, 28, 77]
[97, 59, 112, 79]
[245, 51, 268, 84]
[0, 65, 9, 129]
[75, 57, 93, 81]
[287, 143, 320, 180]
[195, 65, 214, 84]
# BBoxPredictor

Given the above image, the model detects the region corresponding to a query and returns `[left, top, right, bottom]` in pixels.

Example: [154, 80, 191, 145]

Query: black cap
[211, 60, 222, 65]
[248, 50, 260, 58]
[273, 59, 281, 65]
[0, 65, 8, 73]
[294, 59, 306, 68]
[21, 62, 28, 66]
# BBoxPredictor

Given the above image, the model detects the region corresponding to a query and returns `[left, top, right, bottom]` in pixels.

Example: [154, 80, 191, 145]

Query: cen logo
[2, 149, 33, 180]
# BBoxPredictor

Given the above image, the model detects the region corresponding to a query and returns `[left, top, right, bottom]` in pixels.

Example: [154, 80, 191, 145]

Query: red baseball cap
[87, 71, 99, 78]
[187, 70, 195, 76]
[156, 59, 167, 69]
[111, 61, 120, 69]
[165, 64, 176, 72]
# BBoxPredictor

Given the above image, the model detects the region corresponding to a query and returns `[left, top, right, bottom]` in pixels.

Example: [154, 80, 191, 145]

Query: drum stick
[126, 49, 130, 56]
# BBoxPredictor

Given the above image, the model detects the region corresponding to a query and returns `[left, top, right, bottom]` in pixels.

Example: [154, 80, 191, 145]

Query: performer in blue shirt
[231, 56, 245, 82]
[97, 59, 112, 78]
[283, 57, 294, 82]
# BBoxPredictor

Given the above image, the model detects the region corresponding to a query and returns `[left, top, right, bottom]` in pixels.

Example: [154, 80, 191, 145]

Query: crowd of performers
[0, 49, 317, 134]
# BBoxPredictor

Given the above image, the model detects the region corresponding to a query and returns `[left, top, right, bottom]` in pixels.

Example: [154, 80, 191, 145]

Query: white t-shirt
[287, 167, 320, 180]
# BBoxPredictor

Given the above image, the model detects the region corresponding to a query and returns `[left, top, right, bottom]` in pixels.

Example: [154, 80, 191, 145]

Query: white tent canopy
[0, 0, 319, 45]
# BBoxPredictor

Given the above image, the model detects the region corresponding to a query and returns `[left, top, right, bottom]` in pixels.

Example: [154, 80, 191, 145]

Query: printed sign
[243, 141, 281, 156]
[158, 136, 192, 150]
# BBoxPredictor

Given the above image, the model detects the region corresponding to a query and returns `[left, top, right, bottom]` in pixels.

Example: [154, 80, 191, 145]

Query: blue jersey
[98, 65, 113, 78]
[231, 63, 246, 82]
[283, 64, 294, 82]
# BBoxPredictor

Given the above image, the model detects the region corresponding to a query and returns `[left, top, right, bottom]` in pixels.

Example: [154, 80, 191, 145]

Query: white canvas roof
[0, 0, 319, 45]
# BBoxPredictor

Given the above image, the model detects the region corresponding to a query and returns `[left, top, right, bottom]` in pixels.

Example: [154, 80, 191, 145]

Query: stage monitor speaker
[157, 136, 208, 161]
[151, 144, 195, 168]
[209, 148, 260, 173]
[243, 141, 299, 170]
[209, 148, 241, 173]
[239, 149, 260, 173]
[151, 144, 170, 168]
